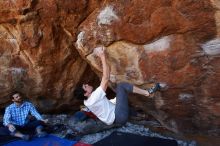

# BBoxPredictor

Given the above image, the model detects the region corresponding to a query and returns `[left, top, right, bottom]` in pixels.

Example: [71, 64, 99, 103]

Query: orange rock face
[0, 0, 101, 112]
[0, 0, 220, 134]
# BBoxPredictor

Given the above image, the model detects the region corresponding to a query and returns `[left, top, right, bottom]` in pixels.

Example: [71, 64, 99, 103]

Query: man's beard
[15, 99, 23, 104]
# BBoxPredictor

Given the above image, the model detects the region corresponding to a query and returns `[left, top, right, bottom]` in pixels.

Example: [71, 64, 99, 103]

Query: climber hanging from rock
[74, 46, 161, 125]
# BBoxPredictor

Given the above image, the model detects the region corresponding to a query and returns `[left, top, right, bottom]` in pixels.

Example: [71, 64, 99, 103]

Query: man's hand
[7, 124, 16, 132]
[41, 119, 49, 124]
[80, 105, 90, 112]
[95, 46, 109, 91]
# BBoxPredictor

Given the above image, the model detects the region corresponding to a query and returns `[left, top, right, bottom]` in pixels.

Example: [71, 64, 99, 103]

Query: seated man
[3, 91, 48, 140]
[74, 46, 160, 125]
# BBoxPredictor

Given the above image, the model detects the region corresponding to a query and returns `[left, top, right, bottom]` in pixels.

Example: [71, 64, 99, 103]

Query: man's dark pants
[3, 120, 44, 135]
[114, 82, 133, 125]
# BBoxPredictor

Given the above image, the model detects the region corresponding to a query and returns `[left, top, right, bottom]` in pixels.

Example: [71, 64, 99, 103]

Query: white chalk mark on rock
[97, 6, 119, 26]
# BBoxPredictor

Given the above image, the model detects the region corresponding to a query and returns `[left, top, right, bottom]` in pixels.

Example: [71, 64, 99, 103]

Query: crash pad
[94, 131, 177, 146]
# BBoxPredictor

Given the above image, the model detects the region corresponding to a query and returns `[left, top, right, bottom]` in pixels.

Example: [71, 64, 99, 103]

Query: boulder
[75, 0, 220, 134]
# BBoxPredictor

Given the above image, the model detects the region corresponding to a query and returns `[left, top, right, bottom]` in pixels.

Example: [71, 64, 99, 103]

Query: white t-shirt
[84, 86, 115, 125]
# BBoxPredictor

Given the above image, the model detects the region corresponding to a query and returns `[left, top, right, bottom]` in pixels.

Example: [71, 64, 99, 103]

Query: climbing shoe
[148, 83, 161, 94]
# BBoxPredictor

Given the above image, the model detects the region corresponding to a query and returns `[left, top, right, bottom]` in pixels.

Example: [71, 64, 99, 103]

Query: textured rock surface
[0, 0, 220, 135]
[0, 0, 101, 112]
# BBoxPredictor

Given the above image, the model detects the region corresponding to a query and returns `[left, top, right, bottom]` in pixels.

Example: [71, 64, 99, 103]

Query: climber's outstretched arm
[97, 47, 110, 92]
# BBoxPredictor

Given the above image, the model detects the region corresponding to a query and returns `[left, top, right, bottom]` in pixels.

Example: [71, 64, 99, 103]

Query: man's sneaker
[36, 126, 47, 138]
[148, 83, 161, 94]
[21, 134, 30, 141]
[36, 131, 47, 138]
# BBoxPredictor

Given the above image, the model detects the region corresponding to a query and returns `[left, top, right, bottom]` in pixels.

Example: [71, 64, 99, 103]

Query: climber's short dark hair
[74, 85, 87, 100]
